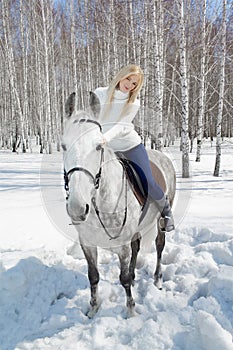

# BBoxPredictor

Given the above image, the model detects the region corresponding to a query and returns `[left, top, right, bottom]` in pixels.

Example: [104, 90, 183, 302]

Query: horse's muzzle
[66, 203, 90, 223]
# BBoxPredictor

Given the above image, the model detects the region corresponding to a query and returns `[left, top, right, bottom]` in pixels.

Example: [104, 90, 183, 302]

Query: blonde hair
[101, 64, 144, 120]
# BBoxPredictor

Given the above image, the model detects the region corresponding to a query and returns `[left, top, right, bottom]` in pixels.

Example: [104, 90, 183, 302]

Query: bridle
[63, 118, 128, 240]
[64, 118, 104, 193]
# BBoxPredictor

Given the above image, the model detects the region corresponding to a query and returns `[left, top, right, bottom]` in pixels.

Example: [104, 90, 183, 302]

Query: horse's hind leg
[129, 233, 141, 285]
[117, 245, 135, 317]
[154, 224, 165, 289]
[81, 244, 100, 318]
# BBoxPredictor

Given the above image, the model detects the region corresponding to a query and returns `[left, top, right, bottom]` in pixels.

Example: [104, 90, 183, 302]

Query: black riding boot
[156, 196, 175, 232]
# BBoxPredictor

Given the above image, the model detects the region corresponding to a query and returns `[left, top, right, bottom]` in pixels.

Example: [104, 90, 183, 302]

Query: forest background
[0, 0, 232, 177]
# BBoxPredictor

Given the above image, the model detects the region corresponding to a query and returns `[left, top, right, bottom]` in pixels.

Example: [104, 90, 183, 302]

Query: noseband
[64, 149, 104, 192]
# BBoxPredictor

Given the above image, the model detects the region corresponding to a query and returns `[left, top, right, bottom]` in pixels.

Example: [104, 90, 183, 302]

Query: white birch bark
[153, 0, 164, 150]
[19, 0, 29, 152]
[70, 0, 78, 101]
[40, 0, 52, 153]
[196, 0, 206, 162]
[84, 0, 93, 91]
[214, 0, 227, 177]
[49, 7, 60, 151]
[177, 0, 190, 178]
[138, 1, 149, 144]
[94, 16, 106, 86]
[2, 0, 25, 152]
[129, 0, 136, 62]
[110, 0, 118, 72]
[32, 2, 44, 153]
[166, 53, 179, 146]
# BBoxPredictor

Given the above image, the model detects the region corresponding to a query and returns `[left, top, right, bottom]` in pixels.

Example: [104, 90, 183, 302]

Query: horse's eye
[61, 143, 67, 151]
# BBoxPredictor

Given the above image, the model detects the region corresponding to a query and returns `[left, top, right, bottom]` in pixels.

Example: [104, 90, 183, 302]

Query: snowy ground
[0, 139, 232, 350]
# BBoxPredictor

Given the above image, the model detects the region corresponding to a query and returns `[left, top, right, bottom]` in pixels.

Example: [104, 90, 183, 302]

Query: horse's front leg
[154, 224, 165, 289]
[117, 245, 135, 317]
[81, 244, 100, 318]
[129, 233, 141, 285]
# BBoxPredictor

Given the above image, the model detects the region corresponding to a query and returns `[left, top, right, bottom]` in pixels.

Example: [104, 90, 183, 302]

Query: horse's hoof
[86, 304, 100, 318]
[154, 276, 163, 290]
[126, 298, 136, 318]
[126, 306, 136, 318]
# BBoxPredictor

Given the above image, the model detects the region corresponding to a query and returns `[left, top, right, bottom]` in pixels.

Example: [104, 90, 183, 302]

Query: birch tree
[1, 0, 25, 152]
[70, 0, 79, 104]
[214, 0, 227, 176]
[30, 1, 44, 153]
[40, 0, 53, 154]
[177, 0, 190, 177]
[196, 0, 206, 162]
[153, 0, 165, 150]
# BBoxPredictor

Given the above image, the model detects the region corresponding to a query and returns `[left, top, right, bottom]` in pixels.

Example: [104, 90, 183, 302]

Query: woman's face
[119, 74, 140, 93]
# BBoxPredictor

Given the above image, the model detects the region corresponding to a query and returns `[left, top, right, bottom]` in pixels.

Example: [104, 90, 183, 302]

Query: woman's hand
[93, 135, 107, 150]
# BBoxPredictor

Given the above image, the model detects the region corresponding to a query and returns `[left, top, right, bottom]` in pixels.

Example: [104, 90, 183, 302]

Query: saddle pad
[149, 160, 167, 193]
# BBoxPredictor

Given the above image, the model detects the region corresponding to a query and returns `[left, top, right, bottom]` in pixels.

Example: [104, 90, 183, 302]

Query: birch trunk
[166, 53, 178, 146]
[177, 0, 190, 178]
[49, 7, 60, 151]
[110, 0, 118, 71]
[196, 0, 206, 162]
[32, 2, 44, 153]
[19, 0, 29, 152]
[129, 0, 136, 62]
[70, 0, 78, 101]
[153, 0, 164, 150]
[84, 0, 93, 91]
[40, 0, 52, 153]
[214, 0, 227, 177]
[138, 1, 149, 144]
[2, 0, 25, 152]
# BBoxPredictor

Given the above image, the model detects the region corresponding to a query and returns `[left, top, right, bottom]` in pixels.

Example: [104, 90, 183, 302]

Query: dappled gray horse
[62, 92, 176, 317]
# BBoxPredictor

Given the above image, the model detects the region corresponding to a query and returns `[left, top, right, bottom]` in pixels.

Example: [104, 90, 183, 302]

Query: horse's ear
[89, 91, 100, 118]
[65, 92, 76, 117]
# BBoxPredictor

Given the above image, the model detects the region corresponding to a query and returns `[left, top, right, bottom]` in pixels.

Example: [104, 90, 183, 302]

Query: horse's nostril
[79, 204, 89, 221]
[85, 204, 89, 216]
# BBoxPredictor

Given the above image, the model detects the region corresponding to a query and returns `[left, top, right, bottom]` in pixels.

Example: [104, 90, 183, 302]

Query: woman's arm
[103, 102, 140, 143]
[103, 122, 134, 143]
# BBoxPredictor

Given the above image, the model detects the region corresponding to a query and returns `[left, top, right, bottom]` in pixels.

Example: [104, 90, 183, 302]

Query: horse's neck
[98, 149, 124, 206]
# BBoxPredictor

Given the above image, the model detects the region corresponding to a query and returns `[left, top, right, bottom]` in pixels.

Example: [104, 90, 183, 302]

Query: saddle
[116, 151, 167, 209]
[117, 153, 148, 207]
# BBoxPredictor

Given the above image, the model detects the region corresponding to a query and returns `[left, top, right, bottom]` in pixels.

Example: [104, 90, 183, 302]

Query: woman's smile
[119, 74, 140, 93]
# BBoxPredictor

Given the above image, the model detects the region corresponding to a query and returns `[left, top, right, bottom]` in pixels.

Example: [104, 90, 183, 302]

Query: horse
[62, 92, 176, 318]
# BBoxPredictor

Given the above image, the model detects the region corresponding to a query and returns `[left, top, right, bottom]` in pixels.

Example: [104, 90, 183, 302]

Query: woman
[94, 64, 174, 232]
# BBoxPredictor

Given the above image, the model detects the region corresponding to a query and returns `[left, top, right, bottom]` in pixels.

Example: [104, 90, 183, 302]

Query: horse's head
[62, 92, 103, 224]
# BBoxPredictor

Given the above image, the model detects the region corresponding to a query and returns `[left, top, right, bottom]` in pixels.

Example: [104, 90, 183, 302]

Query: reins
[63, 118, 128, 240]
[91, 165, 128, 240]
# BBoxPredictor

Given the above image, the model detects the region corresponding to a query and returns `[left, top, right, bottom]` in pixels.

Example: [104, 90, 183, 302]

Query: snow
[0, 139, 232, 350]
